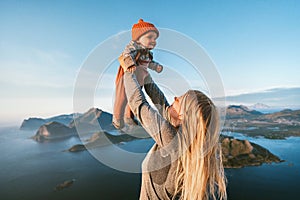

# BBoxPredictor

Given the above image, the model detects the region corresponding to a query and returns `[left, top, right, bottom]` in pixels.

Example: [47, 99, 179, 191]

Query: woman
[123, 71, 227, 200]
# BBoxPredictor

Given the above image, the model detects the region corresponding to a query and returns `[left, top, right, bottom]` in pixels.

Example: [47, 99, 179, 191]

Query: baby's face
[137, 31, 158, 49]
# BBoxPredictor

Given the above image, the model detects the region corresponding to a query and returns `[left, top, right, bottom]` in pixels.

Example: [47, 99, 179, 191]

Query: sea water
[223, 132, 300, 200]
[0, 127, 143, 200]
[0, 127, 299, 200]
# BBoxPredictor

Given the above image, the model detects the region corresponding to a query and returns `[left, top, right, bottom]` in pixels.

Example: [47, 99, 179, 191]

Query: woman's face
[168, 95, 185, 127]
[137, 31, 158, 49]
[171, 95, 184, 118]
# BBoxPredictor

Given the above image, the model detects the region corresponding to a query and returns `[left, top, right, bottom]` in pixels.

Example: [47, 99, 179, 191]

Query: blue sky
[1, 0, 300, 125]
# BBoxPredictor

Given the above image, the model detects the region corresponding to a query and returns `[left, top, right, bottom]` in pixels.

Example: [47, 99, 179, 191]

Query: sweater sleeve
[147, 51, 161, 71]
[124, 72, 177, 147]
[148, 60, 160, 71]
[143, 75, 169, 118]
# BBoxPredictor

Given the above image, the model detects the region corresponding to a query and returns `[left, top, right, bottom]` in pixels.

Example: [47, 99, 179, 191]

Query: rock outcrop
[221, 136, 282, 168]
[32, 121, 76, 142]
[54, 179, 76, 191]
[67, 144, 86, 152]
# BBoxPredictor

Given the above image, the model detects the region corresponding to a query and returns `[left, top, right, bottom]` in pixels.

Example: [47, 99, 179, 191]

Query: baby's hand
[127, 66, 136, 73]
[156, 65, 163, 73]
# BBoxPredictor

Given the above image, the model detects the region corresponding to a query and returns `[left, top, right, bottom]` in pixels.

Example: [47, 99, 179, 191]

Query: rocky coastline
[23, 106, 288, 168]
[221, 135, 282, 168]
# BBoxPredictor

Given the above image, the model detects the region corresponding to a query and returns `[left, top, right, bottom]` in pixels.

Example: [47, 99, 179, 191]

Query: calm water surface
[0, 127, 299, 200]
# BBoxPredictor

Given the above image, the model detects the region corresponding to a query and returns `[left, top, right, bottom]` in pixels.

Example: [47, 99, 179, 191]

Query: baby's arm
[148, 61, 163, 73]
[148, 51, 163, 73]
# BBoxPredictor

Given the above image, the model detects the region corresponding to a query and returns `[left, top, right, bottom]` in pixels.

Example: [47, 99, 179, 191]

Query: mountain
[226, 105, 262, 119]
[32, 121, 76, 142]
[69, 107, 113, 133]
[30, 108, 115, 142]
[20, 114, 76, 130]
[20, 118, 46, 131]
[24, 103, 300, 142]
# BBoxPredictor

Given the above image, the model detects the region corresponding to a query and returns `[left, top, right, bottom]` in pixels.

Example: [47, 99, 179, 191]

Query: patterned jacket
[118, 40, 161, 71]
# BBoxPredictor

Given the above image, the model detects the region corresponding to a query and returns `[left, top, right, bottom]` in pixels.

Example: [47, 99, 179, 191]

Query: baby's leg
[113, 75, 127, 129]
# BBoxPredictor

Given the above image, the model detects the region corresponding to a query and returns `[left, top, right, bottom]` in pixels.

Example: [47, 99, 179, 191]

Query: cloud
[225, 87, 300, 106]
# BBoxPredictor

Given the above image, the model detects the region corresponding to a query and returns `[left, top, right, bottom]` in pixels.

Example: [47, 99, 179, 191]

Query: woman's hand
[119, 54, 136, 72]
[127, 66, 137, 73]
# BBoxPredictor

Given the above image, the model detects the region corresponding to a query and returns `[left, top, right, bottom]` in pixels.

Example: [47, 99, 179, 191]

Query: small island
[221, 135, 282, 168]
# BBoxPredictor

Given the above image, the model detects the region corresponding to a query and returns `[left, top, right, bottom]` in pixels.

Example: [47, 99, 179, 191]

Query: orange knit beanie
[131, 19, 159, 41]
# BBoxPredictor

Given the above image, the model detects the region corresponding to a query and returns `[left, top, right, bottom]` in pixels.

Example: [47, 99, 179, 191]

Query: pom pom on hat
[132, 19, 159, 41]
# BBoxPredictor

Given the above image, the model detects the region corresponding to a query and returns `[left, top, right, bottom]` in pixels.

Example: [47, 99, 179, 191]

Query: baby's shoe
[124, 117, 139, 126]
[112, 118, 124, 129]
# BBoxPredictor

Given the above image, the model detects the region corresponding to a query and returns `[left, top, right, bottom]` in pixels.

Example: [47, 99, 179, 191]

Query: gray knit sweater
[124, 72, 181, 200]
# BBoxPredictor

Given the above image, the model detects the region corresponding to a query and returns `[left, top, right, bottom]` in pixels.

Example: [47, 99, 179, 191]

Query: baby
[113, 19, 163, 129]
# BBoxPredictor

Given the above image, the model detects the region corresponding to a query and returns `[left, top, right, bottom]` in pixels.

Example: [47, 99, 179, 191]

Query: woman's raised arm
[123, 72, 177, 147]
[143, 75, 169, 118]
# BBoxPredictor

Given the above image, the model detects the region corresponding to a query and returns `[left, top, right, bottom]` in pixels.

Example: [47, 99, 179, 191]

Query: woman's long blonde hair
[173, 90, 227, 200]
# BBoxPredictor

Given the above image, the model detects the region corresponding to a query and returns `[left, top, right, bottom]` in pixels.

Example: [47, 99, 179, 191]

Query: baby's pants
[113, 66, 133, 120]
[113, 64, 149, 121]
